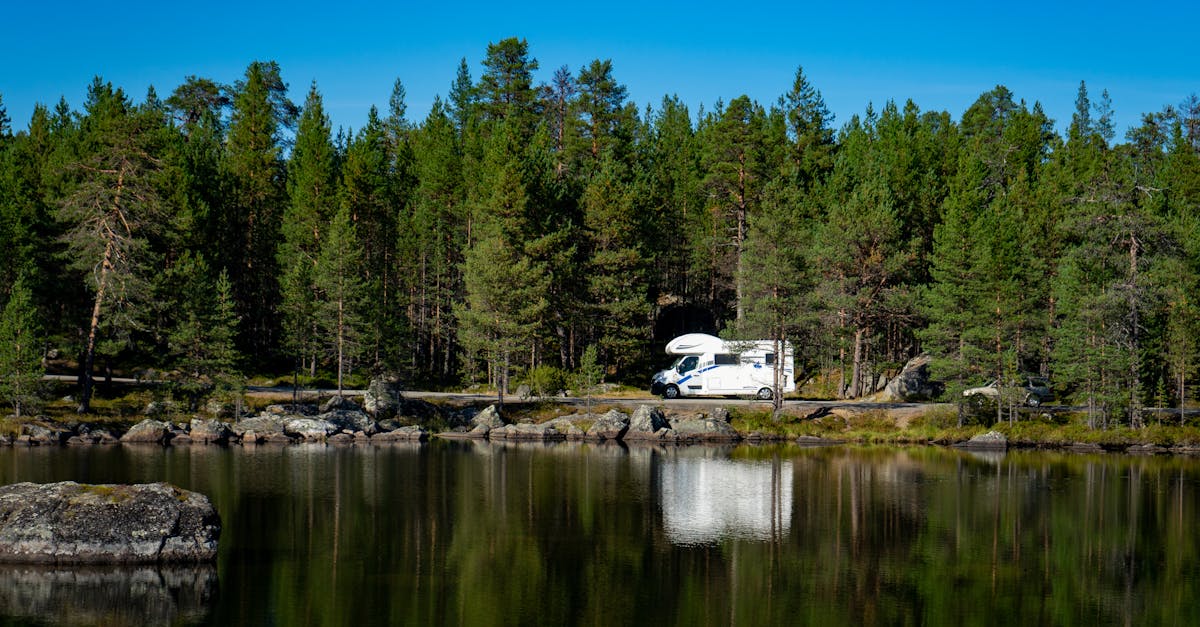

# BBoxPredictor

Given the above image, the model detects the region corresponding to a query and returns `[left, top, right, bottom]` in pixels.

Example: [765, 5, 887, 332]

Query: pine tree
[478, 37, 540, 134]
[314, 206, 366, 396]
[457, 233, 550, 405]
[643, 96, 703, 305]
[58, 79, 162, 413]
[813, 158, 917, 398]
[457, 121, 551, 402]
[340, 107, 398, 372]
[700, 95, 770, 322]
[574, 59, 632, 172]
[736, 180, 812, 414]
[281, 82, 337, 376]
[409, 98, 466, 381]
[223, 60, 291, 362]
[0, 276, 42, 418]
[582, 154, 649, 373]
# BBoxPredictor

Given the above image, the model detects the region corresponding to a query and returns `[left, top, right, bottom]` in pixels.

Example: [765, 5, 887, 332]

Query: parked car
[962, 376, 1054, 407]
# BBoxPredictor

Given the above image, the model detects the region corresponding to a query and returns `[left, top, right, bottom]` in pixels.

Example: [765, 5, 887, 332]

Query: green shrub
[523, 365, 569, 398]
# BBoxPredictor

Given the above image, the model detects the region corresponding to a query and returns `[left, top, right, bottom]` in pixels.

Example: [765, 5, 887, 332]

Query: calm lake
[1, 441, 1198, 626]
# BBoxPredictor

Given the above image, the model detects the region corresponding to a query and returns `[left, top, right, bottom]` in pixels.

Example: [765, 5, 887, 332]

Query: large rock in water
[0, 482, 220, 563]
[625, 406, 670, 440]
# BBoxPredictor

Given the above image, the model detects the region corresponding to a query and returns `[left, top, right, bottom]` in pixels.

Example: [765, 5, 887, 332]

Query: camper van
[650, 333, 795, 400]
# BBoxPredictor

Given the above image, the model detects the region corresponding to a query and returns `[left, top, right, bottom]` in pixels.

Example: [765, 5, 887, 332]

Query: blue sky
[3, 1, 1196, 139]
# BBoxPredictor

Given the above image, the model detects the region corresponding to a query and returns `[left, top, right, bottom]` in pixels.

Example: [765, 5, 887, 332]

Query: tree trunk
[78, 241, 115, 414]
[336, 291, 345, 396]
[849, 327, 865, 398]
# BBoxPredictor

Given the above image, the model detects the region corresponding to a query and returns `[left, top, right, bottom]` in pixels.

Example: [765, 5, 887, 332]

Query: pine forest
[2, 38, 1200, 428]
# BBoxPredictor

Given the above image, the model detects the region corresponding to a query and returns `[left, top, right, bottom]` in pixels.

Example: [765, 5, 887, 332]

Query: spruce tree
[0, 276, 42, 418]
[167, 254, 242, 410]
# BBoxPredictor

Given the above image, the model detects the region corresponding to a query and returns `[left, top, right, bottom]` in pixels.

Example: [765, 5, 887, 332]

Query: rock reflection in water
[0, 563, 216, 626]
[659, 450, 792, 544]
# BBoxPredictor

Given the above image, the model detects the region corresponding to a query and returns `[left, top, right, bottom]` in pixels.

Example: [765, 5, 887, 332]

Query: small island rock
[0, 482, 220, 564]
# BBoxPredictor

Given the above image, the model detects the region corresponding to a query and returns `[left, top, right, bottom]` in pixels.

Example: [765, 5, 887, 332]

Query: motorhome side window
[764, 353, 775, 365]
[677, 356, 698, 374]
[714, 354, 737, 365]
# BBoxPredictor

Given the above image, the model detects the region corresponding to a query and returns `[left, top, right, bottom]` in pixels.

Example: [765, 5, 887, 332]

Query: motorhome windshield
[675, 355, 698, 374]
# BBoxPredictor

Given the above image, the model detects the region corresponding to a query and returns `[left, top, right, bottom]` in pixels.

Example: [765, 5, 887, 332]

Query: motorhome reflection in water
[650, 333, 794, 400]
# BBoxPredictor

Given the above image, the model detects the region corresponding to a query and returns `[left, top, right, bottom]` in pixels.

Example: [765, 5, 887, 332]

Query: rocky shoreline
[5, 394, 1200, 455]
[2, 396, 757, 447]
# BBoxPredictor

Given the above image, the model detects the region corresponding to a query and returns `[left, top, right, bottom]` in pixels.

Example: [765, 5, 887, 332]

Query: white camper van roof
[665, 333, 726, 355]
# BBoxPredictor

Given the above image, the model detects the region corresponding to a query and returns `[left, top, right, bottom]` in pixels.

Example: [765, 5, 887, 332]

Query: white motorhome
[650, 333, 795, 400]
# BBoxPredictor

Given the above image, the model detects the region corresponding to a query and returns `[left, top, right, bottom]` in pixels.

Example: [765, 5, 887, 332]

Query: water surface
[0, 441, 1197, 626]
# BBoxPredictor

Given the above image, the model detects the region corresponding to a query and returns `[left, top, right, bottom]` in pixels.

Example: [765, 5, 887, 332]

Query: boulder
[321, 395, 360, 413]
[371, 426, 429, 442]
[141, 401, 179, 417]
[121, 420, 172, 444]
[471, 405, 505, 430]
[188, 419, 232, 444]
[283, 418, 337, 442]
[878, 354, 940, 402]
[669, 414, 741, 442]
[20, 425, 62, 446]
[0, 482, 220, 563]
[363, 377, 401, 418]
[585, 409, 629, 440]
[264, 404, 319, 417]
[625, 406, 669, 439]
[563, 423, 586, 440]
[320, 409, 374, 434]
[231, 416, 286, 439]
[956, 430, 1008, 450]
[491, 423, 565, 441]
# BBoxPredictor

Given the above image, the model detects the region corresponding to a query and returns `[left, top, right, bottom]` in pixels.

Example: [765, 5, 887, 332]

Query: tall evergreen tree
[736, 180, 812, 414]
[409, 98, 466, 381]
[457, 121, 551, 400]
[582, 154, 649, 373]
[700, 95, 769, 322]
[58, 79, 163, 412]
[574, 59, 632, 170]
[782, 65, 836, 186]
[280, 82, 337, 376]
[341, 107, 399, 372]
[478, 37, 540, 133]
[223, 60, 291, 363]
[0, 276, 42, 418]
[314, 206, 367, 395]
